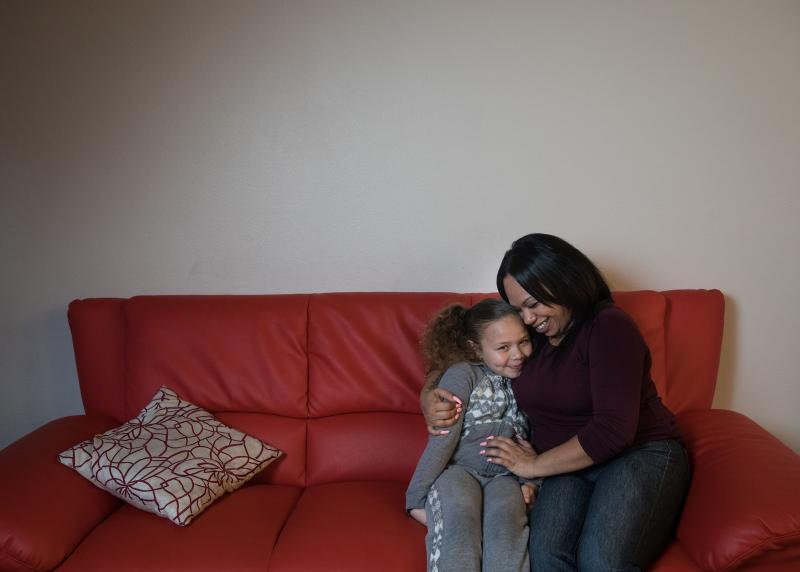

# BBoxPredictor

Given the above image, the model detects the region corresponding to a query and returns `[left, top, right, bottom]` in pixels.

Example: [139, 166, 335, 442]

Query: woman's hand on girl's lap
[421, 387, 462, 435]
[480, 435, 538, 479]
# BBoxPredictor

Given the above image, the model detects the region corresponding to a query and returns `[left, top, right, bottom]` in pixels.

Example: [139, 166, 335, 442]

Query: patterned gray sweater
[406, 361, 535, 510]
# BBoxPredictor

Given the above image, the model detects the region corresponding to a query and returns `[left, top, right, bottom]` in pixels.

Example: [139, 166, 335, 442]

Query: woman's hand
[421, 386, 462, 435]
[480, 434, 538, 479]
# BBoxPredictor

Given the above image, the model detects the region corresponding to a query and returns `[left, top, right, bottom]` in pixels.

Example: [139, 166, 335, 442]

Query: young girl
[406, 298, 538, 572]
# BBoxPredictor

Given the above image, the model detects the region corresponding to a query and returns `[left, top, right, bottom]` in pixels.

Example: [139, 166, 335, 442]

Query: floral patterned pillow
[59, 386, 282, 526]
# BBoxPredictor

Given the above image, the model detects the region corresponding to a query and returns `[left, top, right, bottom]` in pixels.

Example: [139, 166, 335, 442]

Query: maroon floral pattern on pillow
[59, 386, 282, 526]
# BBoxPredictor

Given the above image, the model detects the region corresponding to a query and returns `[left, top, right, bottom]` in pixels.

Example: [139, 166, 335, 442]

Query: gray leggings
[424, 465, 530, 572]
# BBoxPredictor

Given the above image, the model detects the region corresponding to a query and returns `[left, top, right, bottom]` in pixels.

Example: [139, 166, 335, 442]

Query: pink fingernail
[479, 441, 487, 446]
[480, 449, 486, 454]
[454, 397, 463, 404]
[487, 436, 495, 440]
[440, 430, 450, 435]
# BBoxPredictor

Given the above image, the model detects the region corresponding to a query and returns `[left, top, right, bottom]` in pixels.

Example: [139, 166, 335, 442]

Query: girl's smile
[472, 314, 532, 378]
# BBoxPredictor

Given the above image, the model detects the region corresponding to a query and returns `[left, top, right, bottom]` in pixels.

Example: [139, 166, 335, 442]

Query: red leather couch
[1, 291, 798, 571]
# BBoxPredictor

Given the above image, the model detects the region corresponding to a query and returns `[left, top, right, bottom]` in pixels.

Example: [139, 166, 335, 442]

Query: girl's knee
[440, 492, 481, 524]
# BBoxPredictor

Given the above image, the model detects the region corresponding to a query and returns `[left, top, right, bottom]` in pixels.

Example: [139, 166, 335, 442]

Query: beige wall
[2, 1, 798, 452]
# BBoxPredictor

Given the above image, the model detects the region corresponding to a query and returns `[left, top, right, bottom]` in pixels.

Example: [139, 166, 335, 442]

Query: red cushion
[124, 296, 309, 418]
[650, 542, 703, 571]
[307, 293, 471, 417]
[306, 413, 427, 485]
[56, 485, 301, 572]
[676, 409, 800, 570]
[613, 291, 667, 398]
[68, 299, 128, 421]
[216, 412, 307, 487]
[268, 481, 426, 572]
[662, 290, 724, 412]
[0, 416, 122, 572]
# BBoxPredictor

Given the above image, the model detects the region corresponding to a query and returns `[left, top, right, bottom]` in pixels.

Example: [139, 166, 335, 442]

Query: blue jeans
[529, 439, 690, 571]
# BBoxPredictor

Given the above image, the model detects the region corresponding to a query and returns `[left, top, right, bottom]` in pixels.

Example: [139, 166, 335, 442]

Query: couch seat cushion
[268, 481, 426, 572]
[0, 416, 122, 572]
[649, 542, 703, 571]
[56, 484, 301, 572]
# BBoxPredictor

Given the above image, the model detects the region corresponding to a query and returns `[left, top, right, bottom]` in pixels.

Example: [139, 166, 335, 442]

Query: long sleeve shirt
[512, 305, 680, 464]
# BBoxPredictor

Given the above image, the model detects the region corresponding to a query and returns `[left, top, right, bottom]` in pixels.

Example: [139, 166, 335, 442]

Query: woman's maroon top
[512, 305, 680, 463]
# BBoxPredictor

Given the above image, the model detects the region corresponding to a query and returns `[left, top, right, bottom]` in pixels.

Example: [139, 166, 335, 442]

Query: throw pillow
[59, 386, 282, 526]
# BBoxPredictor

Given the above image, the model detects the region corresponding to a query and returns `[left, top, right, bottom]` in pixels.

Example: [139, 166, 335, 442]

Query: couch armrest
[676, 409, 800, 571]
[0, 416, 122, 572]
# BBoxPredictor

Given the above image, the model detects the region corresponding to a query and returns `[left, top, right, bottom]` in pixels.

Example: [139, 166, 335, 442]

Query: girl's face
[472, 314, 532, 379]
[502, 275, 573, 346]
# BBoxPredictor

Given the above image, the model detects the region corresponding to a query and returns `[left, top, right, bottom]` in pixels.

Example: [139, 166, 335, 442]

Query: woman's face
[502, 275, 573, 346]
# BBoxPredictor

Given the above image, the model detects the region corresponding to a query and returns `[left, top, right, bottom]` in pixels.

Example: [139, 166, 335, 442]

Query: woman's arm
[420, 385, 463, 435]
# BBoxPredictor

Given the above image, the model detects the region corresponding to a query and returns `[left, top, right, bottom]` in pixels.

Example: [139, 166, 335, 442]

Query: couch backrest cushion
[663, 290, 725, 412]
[306, 413, 428, 486]
[68, 289, 724, 486]
[124, 296, 309, 418]
[613, 291, 668, 400]
[306, 293, 471, 417]
[68, 298, 128, 421]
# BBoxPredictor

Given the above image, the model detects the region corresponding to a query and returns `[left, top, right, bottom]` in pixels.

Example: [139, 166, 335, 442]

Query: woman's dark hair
[496, 234, 612, 346]
[421, 298, 521, 385]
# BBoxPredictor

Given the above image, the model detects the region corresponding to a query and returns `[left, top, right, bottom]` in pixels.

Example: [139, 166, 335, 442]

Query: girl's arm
[406, 363, 476, 510]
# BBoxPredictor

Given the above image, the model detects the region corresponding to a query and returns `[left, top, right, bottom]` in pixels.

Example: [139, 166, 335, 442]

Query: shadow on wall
[46, 305, 82, 411]
[0, 304, 83, 450]
[713, 294, 737, 411]
[599, 265, 635, 293]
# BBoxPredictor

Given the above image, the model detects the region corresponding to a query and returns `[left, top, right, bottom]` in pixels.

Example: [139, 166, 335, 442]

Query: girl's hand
[421, 387, 462, 435]
[480, 434, 538, 479]
[520, 483, 537, 506]
[409, 508, 427, 526]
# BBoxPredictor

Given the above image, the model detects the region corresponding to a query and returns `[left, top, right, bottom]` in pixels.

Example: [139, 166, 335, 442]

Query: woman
[421, 234, 690, 571]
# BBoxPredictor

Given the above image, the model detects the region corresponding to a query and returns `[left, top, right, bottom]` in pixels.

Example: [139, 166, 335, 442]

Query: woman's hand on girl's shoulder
[421, 386, 462, 435]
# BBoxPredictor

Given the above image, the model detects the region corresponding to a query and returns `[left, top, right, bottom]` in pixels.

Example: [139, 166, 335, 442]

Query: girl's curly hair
[421, 298, 521, 385]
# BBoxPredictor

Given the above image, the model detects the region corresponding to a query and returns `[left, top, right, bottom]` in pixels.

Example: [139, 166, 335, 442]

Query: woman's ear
[467, 339, 481, 360]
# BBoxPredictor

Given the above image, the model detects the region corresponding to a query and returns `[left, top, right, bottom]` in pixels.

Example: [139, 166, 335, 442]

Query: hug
[410, 233, 689, 571]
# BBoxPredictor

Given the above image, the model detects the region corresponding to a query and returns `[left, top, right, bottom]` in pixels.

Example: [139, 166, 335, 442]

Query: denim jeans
[529, 439, 690, 571]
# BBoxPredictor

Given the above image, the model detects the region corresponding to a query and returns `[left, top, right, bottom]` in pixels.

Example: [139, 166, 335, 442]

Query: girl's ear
[467, 339, 481, 360]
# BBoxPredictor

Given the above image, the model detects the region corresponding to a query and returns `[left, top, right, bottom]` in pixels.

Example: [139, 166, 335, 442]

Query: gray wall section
[2, 0, 799, 451]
